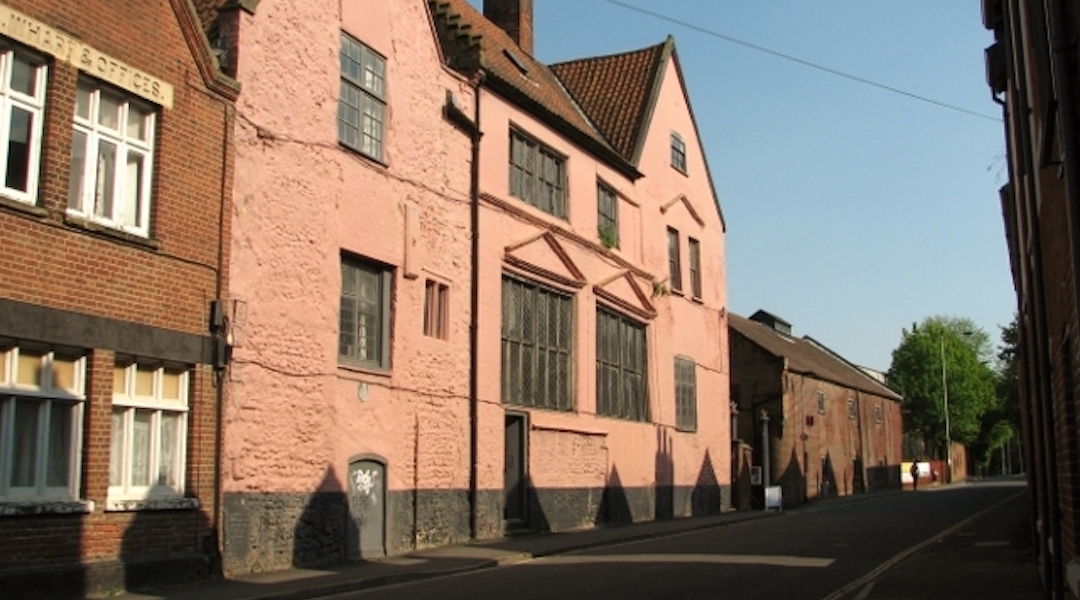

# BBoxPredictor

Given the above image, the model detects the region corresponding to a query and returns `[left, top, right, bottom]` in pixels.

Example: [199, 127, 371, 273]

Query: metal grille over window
[667, 227, 682, 292]
[0, 345, 86, 501]
[675, 357, 697, 431]
[340, 258, 389, 368]
[0, 50, 45, 205]
[339, 33, 385, 161]
[509, 130, 566, 218]
[501, 276, 573, 411]
[596, 307, 648, 421]
[67, 79, 156, 237]
[817, 391, 826, 414]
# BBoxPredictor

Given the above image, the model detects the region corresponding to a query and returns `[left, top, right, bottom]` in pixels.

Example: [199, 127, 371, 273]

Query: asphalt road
[320, 480, 1035, 600]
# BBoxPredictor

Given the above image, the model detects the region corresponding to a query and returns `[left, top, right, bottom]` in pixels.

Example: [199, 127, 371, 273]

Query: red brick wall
[0, 0, 234, 579]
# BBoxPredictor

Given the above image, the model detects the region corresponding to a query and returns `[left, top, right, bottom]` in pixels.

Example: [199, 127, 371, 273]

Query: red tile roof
[729, 313, 902, 400]
[550, 41, 668, 164]
[431, 0, 635, 175]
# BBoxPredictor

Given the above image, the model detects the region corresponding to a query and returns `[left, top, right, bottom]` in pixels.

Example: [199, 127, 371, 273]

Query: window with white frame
[0, 345, 85, 501]
[67, 79, 156, 237]
[109, 361, 188, 499]
[339, 32, 386, 161]
[0, 48, 45, 205]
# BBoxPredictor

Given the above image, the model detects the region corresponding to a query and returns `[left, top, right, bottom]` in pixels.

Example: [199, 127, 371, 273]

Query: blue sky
[466, 1, 1011, 371]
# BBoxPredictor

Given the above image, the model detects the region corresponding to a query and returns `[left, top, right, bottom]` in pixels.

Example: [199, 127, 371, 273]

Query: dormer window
[670, 132, 687, 174]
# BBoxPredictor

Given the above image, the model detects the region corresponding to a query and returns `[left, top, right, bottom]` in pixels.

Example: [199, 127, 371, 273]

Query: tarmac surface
[109, 478, 1045, 600]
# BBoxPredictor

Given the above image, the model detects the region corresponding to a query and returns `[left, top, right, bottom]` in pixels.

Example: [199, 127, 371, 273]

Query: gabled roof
[430, 0, 638, 179]
[550, 40, 667, 164]
[552, 36, 725, 230]
[729, 313, 901, 401]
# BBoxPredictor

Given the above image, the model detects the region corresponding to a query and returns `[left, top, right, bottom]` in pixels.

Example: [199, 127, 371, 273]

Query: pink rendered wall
[226, 0, 475, 501]
[474, 51, 730, 506]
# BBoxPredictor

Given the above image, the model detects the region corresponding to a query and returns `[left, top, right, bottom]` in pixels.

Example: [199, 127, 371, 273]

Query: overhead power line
[596, 0, 1002, 123]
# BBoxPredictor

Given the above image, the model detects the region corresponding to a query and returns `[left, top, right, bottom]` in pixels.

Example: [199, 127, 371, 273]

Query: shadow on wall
[600, 465, 633, 525]
[293, 466, 348, 568]
[2, 514, 85, 600]
[120, 485, 214, 596]
[777, 447, 806, 505]
[820, 452, 838, 500]
[655, 427, 674, 520]
[866, 461, 901, 492]
[691, 450, 721, 516]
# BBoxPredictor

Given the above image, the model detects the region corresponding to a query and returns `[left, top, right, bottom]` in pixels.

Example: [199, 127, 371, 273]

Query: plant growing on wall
[651, 279, 669, 298]
[598, 224, 617, 249]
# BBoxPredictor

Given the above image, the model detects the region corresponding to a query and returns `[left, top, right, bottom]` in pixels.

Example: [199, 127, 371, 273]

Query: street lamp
[940, 337, 950, 483]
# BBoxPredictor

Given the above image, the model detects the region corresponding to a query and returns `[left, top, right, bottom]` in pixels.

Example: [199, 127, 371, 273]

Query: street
[322, 480, 1038, 600]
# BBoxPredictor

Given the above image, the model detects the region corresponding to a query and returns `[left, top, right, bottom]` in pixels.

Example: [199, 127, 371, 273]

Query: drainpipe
[210, 100, 234, 574]
[468, 71, 485, 540]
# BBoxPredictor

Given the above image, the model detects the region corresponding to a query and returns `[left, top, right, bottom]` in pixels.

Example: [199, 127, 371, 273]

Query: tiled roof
[430, 0, 633, 174]
[729, 313, 902, 401]
[550, 41, 667, 163]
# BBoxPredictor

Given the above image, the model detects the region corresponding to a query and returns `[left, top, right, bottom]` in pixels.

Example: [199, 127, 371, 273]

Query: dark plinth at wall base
[0, 553, 210, 600]
[221, 484, 730, 576]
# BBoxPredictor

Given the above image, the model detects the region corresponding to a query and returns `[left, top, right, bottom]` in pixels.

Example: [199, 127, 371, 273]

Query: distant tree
[889, 316, 998, 458]
[966, 315, 1023, 469]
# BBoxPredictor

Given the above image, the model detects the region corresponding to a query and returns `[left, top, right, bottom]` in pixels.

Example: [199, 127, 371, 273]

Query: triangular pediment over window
[594, 270, 656, 320]
[660, 194, 705, 228]
[504, 232, 587, 289]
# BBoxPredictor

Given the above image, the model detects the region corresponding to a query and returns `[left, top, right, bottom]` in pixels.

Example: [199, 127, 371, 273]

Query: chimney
[484, 0, 534, 55]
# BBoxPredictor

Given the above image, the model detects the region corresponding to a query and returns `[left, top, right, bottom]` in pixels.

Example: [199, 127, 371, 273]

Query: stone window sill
[0, 499, 95, 516]
[64, 213, 161, 250]
[106, 497, 199, 512]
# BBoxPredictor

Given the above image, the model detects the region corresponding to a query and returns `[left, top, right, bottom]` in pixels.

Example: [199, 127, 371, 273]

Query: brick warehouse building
[985, 0, 1080, 597]
[729, 311, 903, 509]
[0, 0, 237, 597]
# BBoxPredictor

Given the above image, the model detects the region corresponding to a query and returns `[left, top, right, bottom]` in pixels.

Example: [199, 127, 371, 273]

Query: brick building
[0, 0, 238, 597]
[984, 0, 1080, 597]
[729, 311, 903, 509]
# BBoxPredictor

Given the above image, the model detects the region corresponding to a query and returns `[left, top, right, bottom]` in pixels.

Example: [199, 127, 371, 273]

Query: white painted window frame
[67, 78, 156, 237]
[0, 47, 46, 205]
[0, 346, 86, 502]
[109, 362, 188, 501]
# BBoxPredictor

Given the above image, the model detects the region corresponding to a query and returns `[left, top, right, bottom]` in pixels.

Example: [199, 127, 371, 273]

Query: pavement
[111, 481, 1045, 600]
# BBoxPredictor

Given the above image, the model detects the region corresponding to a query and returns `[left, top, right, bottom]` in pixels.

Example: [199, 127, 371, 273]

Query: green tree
[969, 315, 1022, 469]
[889, 316, 998, 458]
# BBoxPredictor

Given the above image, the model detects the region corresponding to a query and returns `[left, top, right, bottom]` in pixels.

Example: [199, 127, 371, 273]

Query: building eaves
[729, 313, 902, 401]
[430, 0, 639, 179]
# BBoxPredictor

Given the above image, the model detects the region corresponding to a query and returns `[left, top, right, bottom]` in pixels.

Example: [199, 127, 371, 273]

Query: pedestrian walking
[910, 462, 920, 491]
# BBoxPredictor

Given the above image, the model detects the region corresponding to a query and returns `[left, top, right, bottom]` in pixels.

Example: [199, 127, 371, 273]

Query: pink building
[212, 0, 478, 573]
[212, 0, 729, 574]
[433, 0, 731, 532]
